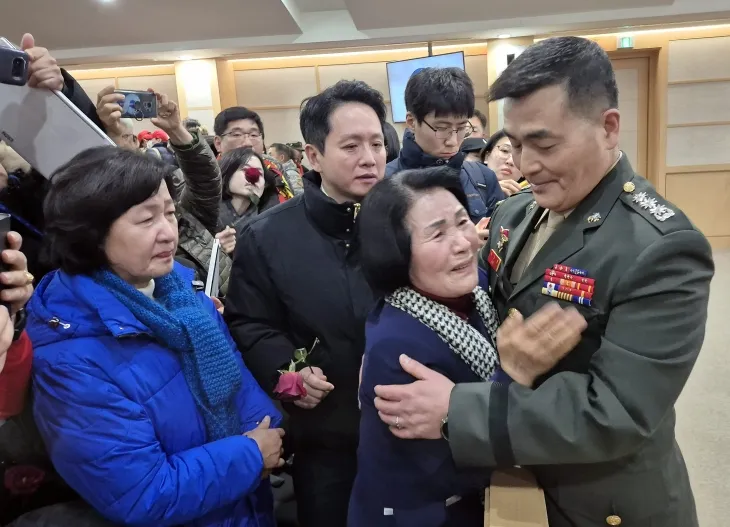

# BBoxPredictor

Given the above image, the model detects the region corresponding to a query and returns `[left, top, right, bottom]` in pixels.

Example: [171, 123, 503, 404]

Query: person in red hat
[137, 130, 153, 150]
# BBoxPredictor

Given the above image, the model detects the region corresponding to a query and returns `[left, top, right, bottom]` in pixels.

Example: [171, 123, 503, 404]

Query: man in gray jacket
[371, 37, 713, 527]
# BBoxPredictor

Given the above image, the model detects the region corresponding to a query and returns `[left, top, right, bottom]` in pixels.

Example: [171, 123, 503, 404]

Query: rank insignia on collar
[631, 191, 675, 222]
[497, 226, 510, 252]
[586, 212, 601, 223]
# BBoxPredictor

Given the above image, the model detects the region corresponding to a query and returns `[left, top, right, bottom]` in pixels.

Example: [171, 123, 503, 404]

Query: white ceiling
[0, 0, 729, 65]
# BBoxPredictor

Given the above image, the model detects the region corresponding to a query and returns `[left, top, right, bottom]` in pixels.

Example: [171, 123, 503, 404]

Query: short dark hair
[300, 80, 387, 153]
[480, 129, 508, 162]
[489, 36, 618, 118]
[382, 122, 401, 163]
[405, 67, 475, 123]
[219, 147, 276, 202]
[42, 147, 176, 275]
[269, 143, 293, 161]
[183, 118, 201, 132]
[473, 109, 487, 129]
[214, 107, 266, 140]
[358, 166, 468, 295]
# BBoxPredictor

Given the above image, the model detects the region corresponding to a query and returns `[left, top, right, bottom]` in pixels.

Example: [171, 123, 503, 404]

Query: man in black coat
[225, 80, 387, 527]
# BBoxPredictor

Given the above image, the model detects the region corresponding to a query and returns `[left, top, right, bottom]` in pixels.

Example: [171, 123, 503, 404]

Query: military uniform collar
[506, 152, 633, 299]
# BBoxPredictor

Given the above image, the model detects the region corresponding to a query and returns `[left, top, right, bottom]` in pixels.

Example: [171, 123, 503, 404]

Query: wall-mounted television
[386, 51, 466, 123]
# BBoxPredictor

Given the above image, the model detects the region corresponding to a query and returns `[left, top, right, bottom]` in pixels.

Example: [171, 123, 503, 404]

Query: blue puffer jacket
[26, 263, 282, 527]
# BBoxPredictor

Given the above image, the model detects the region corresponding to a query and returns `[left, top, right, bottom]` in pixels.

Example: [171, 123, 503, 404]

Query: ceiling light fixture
[497, 34, 511, 39]
[230, 42, 488, 63]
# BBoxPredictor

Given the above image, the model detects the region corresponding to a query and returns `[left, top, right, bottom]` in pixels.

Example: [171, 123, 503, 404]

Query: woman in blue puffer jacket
[26, 147, 284, 527]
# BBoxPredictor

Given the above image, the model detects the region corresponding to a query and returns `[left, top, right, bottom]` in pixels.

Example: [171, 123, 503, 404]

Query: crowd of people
[0, 32, 713, 527]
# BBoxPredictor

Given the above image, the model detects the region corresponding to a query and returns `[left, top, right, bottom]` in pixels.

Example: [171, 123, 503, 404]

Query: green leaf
[294, 348, 307, 362]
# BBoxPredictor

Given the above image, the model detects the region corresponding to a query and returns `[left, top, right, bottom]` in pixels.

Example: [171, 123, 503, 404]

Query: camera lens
[11, 57, 25, 79]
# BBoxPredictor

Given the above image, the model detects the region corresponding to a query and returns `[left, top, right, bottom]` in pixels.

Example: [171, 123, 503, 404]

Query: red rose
[244, 167, 262, 184]
[273, 372, 307, 402]
[4, 465, 45, 496]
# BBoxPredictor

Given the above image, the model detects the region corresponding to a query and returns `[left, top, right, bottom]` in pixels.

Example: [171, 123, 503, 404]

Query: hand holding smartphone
[114, 89, 158, 120]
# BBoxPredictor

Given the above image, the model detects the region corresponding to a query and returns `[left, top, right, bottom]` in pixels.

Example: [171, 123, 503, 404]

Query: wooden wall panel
[665, 171, 730, 240]
[668, 36, 730, 82]
[667, 125, 730, 167]
[318, 62, 389, 96]
[76, 78, 116, 101]
[465, 54, 488, 98]
[668, 81, 730, 125]
[256, 108, 304, 146]
[234, 67, 317, 108]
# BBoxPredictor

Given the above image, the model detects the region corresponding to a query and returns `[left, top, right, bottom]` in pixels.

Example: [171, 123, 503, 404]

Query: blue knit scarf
[94, 268, 242, 441]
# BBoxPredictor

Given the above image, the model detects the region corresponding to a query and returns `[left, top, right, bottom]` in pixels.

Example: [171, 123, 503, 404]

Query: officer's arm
[448, 229, 714, 468]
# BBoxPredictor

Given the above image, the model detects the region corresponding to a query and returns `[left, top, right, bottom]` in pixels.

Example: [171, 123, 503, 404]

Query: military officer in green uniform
[371, 36, 714, 527]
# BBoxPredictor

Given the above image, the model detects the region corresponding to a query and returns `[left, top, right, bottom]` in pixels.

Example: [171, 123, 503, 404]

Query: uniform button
[347, 207, 352, 213]
[606, 515, 622, 526]
[346, 228, 351, 233]
[507, 308, 519, 318]
[345, 243, 350, 248]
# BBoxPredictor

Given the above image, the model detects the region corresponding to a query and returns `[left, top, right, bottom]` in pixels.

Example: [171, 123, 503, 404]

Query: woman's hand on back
[496, 302, 587, 387]
[244, 416, 285, 476]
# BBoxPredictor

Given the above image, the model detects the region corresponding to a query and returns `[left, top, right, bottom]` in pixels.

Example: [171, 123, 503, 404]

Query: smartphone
[0, 47, 29, 86]
[114, 90, 157, 120]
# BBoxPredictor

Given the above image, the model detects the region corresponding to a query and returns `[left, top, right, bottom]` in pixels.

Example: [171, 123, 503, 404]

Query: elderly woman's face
[407, 188, 480, 298]
[104, 181, 178, 287]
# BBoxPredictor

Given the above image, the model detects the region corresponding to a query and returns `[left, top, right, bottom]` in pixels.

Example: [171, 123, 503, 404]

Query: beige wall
[587, 27, 730, 250]
[221, 45, 489, 147]
[665, 35, 730, 249]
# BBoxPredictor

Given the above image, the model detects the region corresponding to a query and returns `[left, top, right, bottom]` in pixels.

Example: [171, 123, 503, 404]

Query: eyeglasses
[221, 130, 262, 141]
[423, 120, 474, 141]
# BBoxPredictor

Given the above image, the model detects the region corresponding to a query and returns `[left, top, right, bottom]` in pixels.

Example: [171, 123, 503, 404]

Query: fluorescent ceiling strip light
[231, 42, 487, 63]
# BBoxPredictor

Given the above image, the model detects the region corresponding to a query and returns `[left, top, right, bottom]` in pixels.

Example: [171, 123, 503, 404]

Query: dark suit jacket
[349, 271, 495, 527]
[456, 155, 714, 527]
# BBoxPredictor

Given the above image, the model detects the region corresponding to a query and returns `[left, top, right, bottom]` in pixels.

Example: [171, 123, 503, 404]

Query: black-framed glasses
[221, 129, 262, 141]
[423, 120, 474, 141]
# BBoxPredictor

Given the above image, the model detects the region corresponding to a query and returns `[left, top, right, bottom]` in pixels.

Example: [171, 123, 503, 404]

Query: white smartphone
[0, 37, 114, 179]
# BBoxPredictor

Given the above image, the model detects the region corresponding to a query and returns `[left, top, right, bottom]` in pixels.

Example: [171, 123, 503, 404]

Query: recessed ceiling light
[497, 34, 511, 39]
[99, 0, 116, 3]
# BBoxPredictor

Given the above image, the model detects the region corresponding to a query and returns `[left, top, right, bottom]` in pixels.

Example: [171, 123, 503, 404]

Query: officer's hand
[497, 303, 587, 387]
[293, 366, 334, 409]
[374, 354, 454, 440]
[499, 179, 522, 197]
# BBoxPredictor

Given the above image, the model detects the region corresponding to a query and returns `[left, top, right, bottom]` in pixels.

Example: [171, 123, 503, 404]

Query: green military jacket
[453, 155, 713, 527]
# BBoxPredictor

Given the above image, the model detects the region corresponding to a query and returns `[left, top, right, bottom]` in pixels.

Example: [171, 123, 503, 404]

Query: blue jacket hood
[27, 263, 195, 349]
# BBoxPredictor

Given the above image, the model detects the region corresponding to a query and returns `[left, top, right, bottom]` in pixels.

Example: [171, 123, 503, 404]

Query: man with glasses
[385, 67, 504, 223]
[212, 107, 294, 254]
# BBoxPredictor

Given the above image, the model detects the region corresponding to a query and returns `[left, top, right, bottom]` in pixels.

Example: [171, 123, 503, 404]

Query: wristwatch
[440, 415, 449, 441]
[12, 308, 27, 342]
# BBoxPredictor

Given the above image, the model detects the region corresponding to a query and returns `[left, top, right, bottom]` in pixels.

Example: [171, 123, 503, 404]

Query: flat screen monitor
[386, 51, 466, 123]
